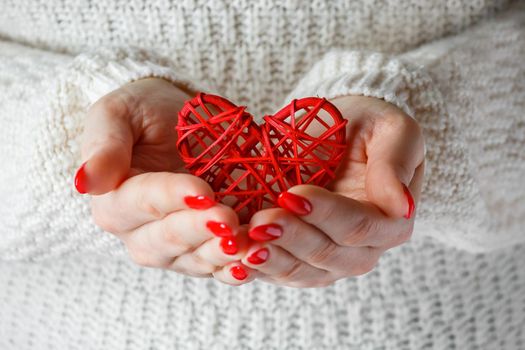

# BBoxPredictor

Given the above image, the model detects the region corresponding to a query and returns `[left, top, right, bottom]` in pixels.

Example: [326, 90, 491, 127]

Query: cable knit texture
[0, 0, 524, 349]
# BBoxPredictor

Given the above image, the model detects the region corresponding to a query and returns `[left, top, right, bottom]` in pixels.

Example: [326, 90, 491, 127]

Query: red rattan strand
[176, 92, 348, 222]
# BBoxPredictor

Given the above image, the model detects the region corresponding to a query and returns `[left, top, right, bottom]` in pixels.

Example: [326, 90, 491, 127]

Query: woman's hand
[237, 95, 425, 288]
[74, 78, 255, 284]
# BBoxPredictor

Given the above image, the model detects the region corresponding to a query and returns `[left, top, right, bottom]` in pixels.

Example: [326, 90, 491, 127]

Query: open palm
[238, 95, 426, 288]
[77, 78, 191, 194]
[327, 95, 425, 219]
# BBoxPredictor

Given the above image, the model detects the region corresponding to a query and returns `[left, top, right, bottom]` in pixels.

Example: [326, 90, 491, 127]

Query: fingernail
[206, 221, 233, 238]
[184, 195, 215, 210]
[247, 248, 269, 265]
[220, 237, 239, 255]
[74, 162, 88, 194]
[277, 192, 312, 215]
[248, 224, 282, 241]
[230, 265, 248, 280]
[403, 185, 415, 219]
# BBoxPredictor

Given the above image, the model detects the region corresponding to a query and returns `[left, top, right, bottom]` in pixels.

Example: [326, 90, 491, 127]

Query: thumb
[74, 96, 134, 195]
[365, 116, 424, 219]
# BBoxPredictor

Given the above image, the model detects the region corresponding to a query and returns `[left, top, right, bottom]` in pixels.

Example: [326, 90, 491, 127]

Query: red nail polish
[230, 266, 248, 280]
[184, 195, 215, 210]
[248, 224, 282, 241]
[247, 248, 269, 265]
[74, 162, 88, 194]
[206, 221, 233, 237]
[277, 192, 312, 215]
[220, 237, 238, 255]
[403, 185, 415, 219]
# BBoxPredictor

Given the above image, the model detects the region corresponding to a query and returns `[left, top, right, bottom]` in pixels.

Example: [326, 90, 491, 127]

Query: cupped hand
[237, 95, 425, 288]
[75, 78, 255, 284]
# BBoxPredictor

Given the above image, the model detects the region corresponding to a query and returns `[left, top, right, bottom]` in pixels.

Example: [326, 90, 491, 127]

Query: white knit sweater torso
[0, 1, 524, 349]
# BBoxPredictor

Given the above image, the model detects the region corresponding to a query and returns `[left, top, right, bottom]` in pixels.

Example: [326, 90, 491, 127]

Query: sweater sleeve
[0, 46, 215, 261]
[285, 1, 525, 253]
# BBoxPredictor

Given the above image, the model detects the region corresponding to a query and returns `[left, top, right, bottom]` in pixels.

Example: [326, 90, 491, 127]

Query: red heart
[176, 93, 348, 222]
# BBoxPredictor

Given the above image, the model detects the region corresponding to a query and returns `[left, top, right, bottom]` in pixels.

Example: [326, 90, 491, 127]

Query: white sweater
[0, 0, 524, 349]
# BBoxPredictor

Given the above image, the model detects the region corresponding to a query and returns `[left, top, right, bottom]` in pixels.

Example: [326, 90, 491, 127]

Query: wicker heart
[176, 93, 347, 222]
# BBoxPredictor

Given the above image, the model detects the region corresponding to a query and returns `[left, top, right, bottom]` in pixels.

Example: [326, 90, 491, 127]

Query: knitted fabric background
[0, 1, 524, 349]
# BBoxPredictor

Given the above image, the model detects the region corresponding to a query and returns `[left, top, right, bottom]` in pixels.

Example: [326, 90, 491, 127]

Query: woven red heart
[176, 93, 347, 222]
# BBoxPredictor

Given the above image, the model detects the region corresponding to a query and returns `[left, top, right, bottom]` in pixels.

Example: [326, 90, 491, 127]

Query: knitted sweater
[0, 0, 524, 349]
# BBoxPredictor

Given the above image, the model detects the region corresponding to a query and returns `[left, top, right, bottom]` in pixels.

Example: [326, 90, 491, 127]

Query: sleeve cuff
[1, 47, 214, 261]
[284, 50, 441, 120]
[70, 47, 213, 104]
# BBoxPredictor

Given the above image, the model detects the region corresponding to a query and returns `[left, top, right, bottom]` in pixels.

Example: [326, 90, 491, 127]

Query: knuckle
[160, 218, 191, 251]
[142, 203, 164, 219]
[274, 260, 304, 281]
[307, 241, 339, 266]
[341, 216, 376, 246]
[350, 249, 379, 276]
[386, 224, 414, 248]
[91, 203, 119, 233]
[126, 246, 158, 268]
[137, 198, 163, 220]
[396, 227, 413, 245]
[172, 256, 216, 275]
[135, 174, 164, 219]
[190, 253, 214, 271]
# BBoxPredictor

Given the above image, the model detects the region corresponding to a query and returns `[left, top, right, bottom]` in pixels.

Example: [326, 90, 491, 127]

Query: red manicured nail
[230, 266, 248, 280]
[403, 185, 415, 219]
[184, 195, 215, 210]
[248, 224, 282, 241]
[220, 237, 238, 255]
[206, 221, 233, 237]
[277, 192, 312, 215]
[247, 248, 269, 265]
[74, 162, 88, 194]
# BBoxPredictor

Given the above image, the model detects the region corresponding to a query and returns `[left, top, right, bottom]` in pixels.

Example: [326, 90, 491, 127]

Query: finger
[247, 208, 383, 271]
[278, 185, 412, 248]
[248, 208, 340, 267]
[241, 244, 335, 288]
[409, 162, 425, 208]
[182, 229, 250, 267]
[91, 172, 217, 232]
[168, 253, 218, 276]
[365, 113, 425, 218]
[75, 93, 135, 195]
[122, 203, 240, 267]
[213, 262, 257, 286]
